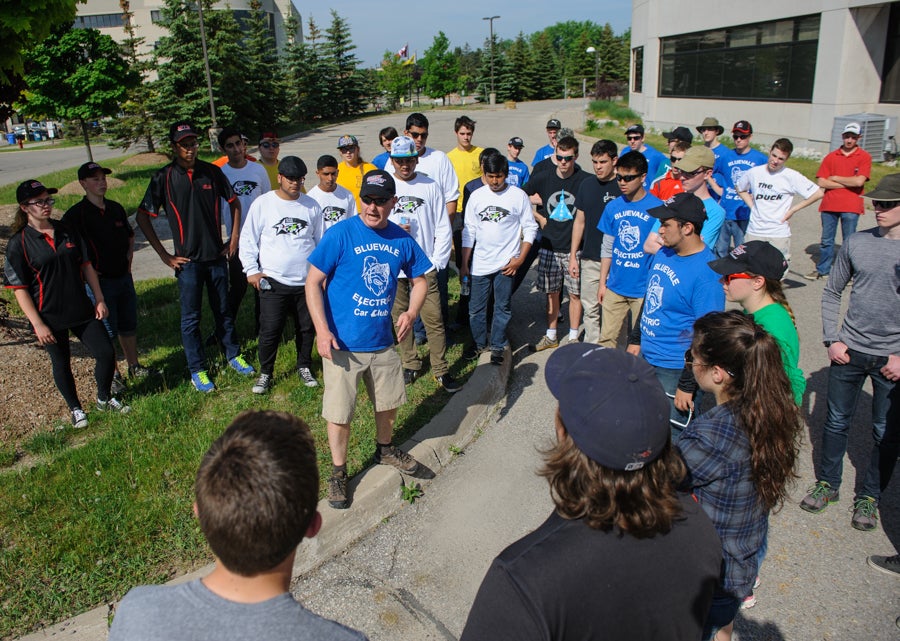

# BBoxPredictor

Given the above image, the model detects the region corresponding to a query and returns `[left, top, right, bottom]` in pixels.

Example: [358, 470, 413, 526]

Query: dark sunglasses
[615, 173, 642, 183]
[872, 200, 896, 209]
[680, 167, 706, 178]
[281, 175, 305, 183]
[361, 195, 391, 206]
[259, 142, 280, 149]
[408, 131, 428, 139]
[626, 135, 642, 141]
[732, 134, 749, 140]
[555, 154, 575, 162]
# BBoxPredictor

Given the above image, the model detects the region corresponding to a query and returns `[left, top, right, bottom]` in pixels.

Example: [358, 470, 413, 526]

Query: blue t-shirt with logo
[307, 215, 433, 352]
[713, 148, 767, 221]
[598, 192, 664, 298]
[531, 144, 554, 167]
[641, 145, 668, 191]
[640, 246, 725, 369]
[506, 160, 530, 188]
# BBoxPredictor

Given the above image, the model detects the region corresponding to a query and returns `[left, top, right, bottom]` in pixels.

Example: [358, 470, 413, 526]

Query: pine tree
[284, 15, 333, 122]
[453, 44, 481, 98]
[505, 32, 535, 102]
[243, 0, 286, 133]
[530, 32, 560, 100]
[324, 10, 365, 117]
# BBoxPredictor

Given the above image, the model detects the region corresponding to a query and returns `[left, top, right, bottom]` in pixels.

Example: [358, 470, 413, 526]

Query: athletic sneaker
[128, 363, 156, 378]
[490, 349, 504, 366]
[867, 554, 900, 577]
[740, 593, 757, 609]
[251, 373, 272, 395]
[111, 371, 126, 395]
[228, 355, 255, 376]
[191, 370, 216, 393]
[328, 472, 349, 509]
[403, 368, 419, 385]
[803, 270, 825, 281]
[463, 344, 485, 361]
[71, 408, 88, 429]
[799, 481, 839, 513]
[435, 374, 462, 393]
[298, 367, 318, 388]
[97, 397, 132, 414]
[851, 496, 878, 531]
[374, 445, 420, 474]
[530, 335, 559, 352]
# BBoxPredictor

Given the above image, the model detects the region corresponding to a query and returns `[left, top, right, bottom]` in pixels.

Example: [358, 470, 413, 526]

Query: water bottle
[259, 277, 272, 291]
[460, 275, 471, 297]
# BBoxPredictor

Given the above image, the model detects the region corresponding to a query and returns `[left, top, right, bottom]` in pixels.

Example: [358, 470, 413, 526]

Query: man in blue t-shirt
[306, 170, 433, 510]
[597, 151, 663, 349]
[624, 124, 667, 191]
[506, 137, 530, 187]
[710, 120, 767, 257]
[531, 119, 561, 167]
[628, 193, 724, 439]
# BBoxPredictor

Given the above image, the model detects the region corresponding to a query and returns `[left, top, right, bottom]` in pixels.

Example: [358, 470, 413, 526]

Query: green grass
[0, 256, 475, 639]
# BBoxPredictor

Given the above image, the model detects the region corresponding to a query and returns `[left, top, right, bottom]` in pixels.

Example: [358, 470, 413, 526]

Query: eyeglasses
[872, 200, 897, 209]
[408, 131, 428, 139]
[732, 134, 749, 140]
[25, 198, 55, 207]
[684, 349, 735, 377]
[259, 142, 280, 149]
[555, 154, 575, 162]
[281, 175, 305, 183]
[721, 272, 753, 284]
[177, 140, 200, 149]
[361, 195, 391, 206]
[626, 135, 642, 141]
[615, 173, 642, 183]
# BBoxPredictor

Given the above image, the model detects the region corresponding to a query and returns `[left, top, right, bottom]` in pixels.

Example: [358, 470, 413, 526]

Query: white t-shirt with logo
[462, 184, 538, 276]
[739, 165, 819, 238]
[307, 184, 357, 232]
[220, 160, 271, 238]
[388, 173, 452, 274]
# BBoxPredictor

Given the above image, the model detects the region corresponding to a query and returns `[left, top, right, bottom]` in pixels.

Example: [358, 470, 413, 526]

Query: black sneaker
[435, 373, 462, 393]
[111, 371, 126, 395]
[328, 472, 349, 509]
[403, 368, 419, 385]
[463, 344, 485, 361]
[490, 349, 504, 366]
[867, 554, 900, 577]
[374, 445, 420, 473]
[128, 363, 157, 378]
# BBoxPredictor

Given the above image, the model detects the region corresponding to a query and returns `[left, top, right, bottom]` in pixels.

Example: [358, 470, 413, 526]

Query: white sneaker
[252, 373, 272, 394]
[71, 408, 88, 429]
[298, 367, 318, 388]
[97, 398, 132, 414]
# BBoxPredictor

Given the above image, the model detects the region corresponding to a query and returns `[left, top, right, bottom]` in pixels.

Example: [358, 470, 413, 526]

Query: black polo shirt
[62, 197, 134, 277]
[138, 160, 236, 262]
[3, 220, 94, 329]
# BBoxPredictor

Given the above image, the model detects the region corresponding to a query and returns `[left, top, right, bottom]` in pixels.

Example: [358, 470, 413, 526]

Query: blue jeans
[176, 259, 240, 374]
[816, 212, 858, 276]
[650, 364, 702, 441]
[819, 348, 899, 501]
[714, 219, 749, 258]
[469, 271, 514, 351]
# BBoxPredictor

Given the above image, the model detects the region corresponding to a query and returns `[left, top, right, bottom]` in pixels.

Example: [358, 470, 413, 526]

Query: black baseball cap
[662, 126, 693, 144]
[546, 119, 561, 130]
[508, 137, 525, 148]
[77, 162, 112, 180]
[626, 124, 645, 136]
[278, 156, 307, 178]
[707, 241, 788, 281]
[359, 170, 396, 199]
[647, 192, 708, 225]
[16, 179, 58, 203]
[545, 344, 670, 471]
[732, 121, 753, 135]
[169, 120, 199, 143]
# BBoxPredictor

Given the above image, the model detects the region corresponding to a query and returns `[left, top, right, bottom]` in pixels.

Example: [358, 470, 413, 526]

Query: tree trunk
[80, 117, 94, 162]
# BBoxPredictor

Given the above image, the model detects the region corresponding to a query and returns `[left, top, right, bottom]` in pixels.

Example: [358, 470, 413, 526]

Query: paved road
[0, 141, 124, 187]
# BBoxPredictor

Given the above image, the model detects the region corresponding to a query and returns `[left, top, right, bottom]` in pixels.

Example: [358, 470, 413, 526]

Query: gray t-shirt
[822, 227, 900, 356]
[108, 579, 368, 641]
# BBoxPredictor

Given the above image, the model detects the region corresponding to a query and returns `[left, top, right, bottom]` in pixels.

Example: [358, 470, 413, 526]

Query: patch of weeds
[448, 444, 463, 456]
[401, 482, 423, 504]
[0, 442, 16, 467]
[585, 119, 599, 132]
[23, 429, 69, 457]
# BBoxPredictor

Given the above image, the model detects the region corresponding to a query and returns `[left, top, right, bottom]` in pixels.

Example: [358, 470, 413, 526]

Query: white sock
[568, 328, 580, 341]
[546, 328, 557, 340]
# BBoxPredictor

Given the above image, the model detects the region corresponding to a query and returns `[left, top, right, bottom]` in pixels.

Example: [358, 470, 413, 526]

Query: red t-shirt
[816, 146, 871, 214]
[650, 171, 685, 201]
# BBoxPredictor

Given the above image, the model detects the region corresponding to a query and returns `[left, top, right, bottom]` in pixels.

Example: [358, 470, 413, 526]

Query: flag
[398, 43, 408, 58]
[402, 54, 416, 66]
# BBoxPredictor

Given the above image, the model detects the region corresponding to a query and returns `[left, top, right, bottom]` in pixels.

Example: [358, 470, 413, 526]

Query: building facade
[630, 0, 900, 154]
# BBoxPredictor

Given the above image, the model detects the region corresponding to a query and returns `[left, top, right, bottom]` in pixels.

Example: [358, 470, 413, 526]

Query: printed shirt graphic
[740, 165, 819, 238]
[640, 246, 724, 368]
[462, 185, 538, 276]
[387, 173, 452, 272]
[712, 148, 767, 221]
[220, 160, 271, 238]
[524, 167, 590, 252]
[598, 193, 663, 298]
[307, 184, 358, 232]
[308, 216, 433, 352]
[506, 160, 530, 188]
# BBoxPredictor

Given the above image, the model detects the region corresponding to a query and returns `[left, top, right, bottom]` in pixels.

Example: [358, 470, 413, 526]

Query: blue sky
[294, 1, 633, 68]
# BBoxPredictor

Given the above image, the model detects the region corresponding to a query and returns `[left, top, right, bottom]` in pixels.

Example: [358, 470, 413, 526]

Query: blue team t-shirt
[506, 160, 530, 188]
[307, 215, 433, 352]
[372, 151, 391, 170]
[598, 192, 664, 298]
[531, 144, 554, 167]
[641, 145, 668, 191]
[713, 148, 767, 221]
[640, 246, 725, 369]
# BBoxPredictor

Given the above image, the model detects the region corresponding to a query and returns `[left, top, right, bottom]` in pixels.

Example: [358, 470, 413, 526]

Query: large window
[74, 13, 124, 29]
[882, 2, 900, 103]
[659, 15, 820, 102]
[633, 47, 644, 93]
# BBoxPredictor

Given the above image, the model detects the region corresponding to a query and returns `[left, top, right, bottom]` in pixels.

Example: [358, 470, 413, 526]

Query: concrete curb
[18, 347, 511, 641]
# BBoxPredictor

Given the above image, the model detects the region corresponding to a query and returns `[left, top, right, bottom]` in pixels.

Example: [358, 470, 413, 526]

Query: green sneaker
[799, 481, 839, 513]
[851, 496, 878, 531]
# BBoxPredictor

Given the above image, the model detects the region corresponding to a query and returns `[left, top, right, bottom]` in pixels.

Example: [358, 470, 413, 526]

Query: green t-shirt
[751, 303, 805, 405]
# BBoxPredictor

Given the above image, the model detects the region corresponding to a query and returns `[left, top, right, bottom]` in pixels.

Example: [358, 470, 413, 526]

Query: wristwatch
[823, 341, 835, 347]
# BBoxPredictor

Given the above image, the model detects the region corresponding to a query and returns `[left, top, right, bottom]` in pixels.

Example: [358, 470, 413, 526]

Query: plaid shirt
[676, 403, 767, 598]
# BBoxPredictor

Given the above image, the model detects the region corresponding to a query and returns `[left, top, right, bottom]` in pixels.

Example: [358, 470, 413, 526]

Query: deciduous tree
[421, 32, 458, 104]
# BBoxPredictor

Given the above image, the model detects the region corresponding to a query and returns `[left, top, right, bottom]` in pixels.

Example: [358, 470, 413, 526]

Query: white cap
[842, 122, 861, 135]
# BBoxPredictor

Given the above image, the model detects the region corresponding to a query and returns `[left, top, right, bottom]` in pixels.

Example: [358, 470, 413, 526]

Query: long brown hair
[541, 412, 687, 538]
[763, 276, 797, 326]
[691, 311, 802, 511]
[11, 206, 27, 233]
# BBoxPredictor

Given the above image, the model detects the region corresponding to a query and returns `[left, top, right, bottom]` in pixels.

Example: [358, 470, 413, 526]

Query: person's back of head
[542, 345, 685, 538]
[195, 410, 319, 575]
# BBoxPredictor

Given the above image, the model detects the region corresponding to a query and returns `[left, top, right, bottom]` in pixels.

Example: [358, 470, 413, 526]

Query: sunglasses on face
[721, 272, 753, 284]
[872, 200, 897, 209]
[697, 127, 713, 133]
[615, 173, 642, 183]
[626, 135, 642, 141]
[408, 131, 428, 139]
[281, 175, 305, 183]
[556, 154, 575, 162]
[361, 195, 391, 206]
[680, 167, 706, 178]
[339, 146, 358, 153]
[260, 142, 280, 149]
[177, 140, 200, 149]
[732, 134, 749, 140]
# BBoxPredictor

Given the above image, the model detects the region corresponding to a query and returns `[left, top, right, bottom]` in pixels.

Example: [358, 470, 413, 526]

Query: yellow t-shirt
[447, 146, 484, 211]
[337, 160, 377, 210]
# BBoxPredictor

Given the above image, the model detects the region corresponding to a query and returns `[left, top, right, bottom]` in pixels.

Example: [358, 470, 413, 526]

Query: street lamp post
[483, 15, 500, 105]
[196, 0, 220, 151]
[586, 46, 600, 98]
